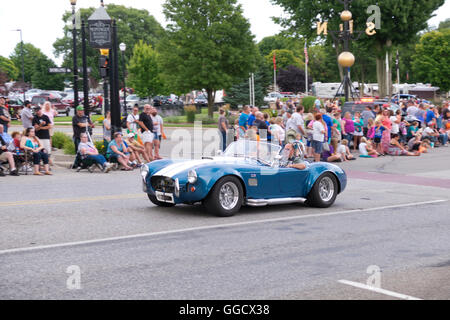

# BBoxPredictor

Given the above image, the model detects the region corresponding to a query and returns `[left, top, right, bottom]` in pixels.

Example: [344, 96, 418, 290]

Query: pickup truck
[31, 95, 71, 116]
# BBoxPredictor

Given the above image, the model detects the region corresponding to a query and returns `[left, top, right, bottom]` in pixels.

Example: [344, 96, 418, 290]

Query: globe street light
[119, 42, 127, 116]
[70, 0, 79, 109]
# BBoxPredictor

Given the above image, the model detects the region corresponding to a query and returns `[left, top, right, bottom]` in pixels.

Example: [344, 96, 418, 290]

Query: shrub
[53, 132, 72, 149]
[184, 105, 197, 123]
[302, 96, 318, 113]
[94, 140, 106, 156]
[63, 139, 76, 155]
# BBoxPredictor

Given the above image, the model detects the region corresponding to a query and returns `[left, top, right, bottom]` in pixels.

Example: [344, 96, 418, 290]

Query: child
[359, 137, 379, 157]
[337, 139, 355, 161]
[366, 118, 375, 141]
[373, 120, 386, 155]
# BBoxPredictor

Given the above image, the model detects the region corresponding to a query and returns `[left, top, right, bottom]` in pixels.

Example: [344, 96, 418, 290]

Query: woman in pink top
[380, 109, 392, 154]
[343, 112, 355, 147]
[43, 101, 58, 150]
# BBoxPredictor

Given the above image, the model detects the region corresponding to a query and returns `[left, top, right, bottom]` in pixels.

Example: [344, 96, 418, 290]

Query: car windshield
[223, 140, 282, 164]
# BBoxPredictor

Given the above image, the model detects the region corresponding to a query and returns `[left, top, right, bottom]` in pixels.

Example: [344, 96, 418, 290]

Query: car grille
[151, 176, 175, 194]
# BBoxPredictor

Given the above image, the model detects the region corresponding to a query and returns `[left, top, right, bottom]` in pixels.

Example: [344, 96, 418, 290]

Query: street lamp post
[70, 0, 79, 109]
[12, 29, 25, 102]
[119, 42, 127, 116]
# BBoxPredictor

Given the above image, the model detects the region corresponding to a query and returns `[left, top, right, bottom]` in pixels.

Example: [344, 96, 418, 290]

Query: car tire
[306, 172, 338, 208]
[148, 194, 176, 208]
[204, 176, 243, 217]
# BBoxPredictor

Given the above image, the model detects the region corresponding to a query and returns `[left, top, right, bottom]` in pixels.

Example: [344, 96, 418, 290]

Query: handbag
[323, 141, 330, 152]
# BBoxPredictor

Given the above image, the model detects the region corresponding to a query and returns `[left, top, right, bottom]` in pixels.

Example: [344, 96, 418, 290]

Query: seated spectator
[0, 131, 19, 176]
[107, 132, 133, 171]
[321, 144, 343, 163]
[337, 139, 355, 161]
[421, 125, 440, 146]
[388, 134, 420, 156]
[21, 127, 52, 176]
[359, 137, 379, 157]
[125, 133, 147, 166]
[0, 123, 12, 145]
[78, 133, 112, 173]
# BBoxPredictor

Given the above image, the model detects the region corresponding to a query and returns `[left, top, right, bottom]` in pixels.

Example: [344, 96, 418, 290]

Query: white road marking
[0, 199, 446, 256]
[338, 280, 423, 300]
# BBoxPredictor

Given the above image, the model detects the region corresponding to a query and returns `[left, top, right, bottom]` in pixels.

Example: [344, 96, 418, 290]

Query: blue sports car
[140, 140, 347, 217]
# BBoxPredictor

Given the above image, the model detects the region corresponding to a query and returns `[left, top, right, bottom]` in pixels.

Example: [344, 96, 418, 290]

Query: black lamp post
[70, 0, 79, 109]
[12, 29, 25, 102]
[119, 42, 127, 116]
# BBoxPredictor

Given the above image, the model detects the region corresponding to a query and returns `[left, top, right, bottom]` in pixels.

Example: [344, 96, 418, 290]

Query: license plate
[156, 191, 175, 204]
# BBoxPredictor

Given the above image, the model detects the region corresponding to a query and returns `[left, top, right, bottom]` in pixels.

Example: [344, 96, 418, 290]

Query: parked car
[342, 99, 401, 116]
[7, 98, 24, 120]
[140, 140, 347, 217]
[264, 92, 282, 103]
[391, 94, 418, 104]
[194, 95, 208, 106]
[31, 94, 71, 116]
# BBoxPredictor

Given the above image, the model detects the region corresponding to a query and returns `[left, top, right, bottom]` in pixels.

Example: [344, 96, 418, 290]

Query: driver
[281, 143, 307, 170]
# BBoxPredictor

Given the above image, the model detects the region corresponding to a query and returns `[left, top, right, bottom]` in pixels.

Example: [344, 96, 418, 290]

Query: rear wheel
[203, 176, 243, 217]
[306, 173, 338, 208]
[148, 194, 176, 208]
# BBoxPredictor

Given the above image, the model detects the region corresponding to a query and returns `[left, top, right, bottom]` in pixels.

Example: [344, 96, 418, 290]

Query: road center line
[0, 199, 446, 256]
[338, 280, 423, 300]
[0, 194, 145, 207]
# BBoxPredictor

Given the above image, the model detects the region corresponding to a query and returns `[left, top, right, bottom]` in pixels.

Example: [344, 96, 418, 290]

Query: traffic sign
[48, 67, 92, 74]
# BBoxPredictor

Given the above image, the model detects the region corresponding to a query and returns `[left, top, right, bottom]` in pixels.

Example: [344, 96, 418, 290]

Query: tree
[10, 43, 46, 83]
[277, 65, 312, 93]
[53, 4, 164, 83]
[0, 56, 19, 81]
[438, 18, 450, 31]
[272, 0, 445, 97]
[223, 73, 265, 108]
[266, 49, 305, 73]
[412, 29, 450, 93]
[127, 41, 165, 98]
[31, 55, 65, 90]
[158, 0, 259, 118]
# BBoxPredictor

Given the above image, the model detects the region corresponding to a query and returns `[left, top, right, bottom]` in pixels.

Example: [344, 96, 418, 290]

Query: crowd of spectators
[225, 98, 450, 165]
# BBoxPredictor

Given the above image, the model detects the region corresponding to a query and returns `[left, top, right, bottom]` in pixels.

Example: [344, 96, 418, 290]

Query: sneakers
[10, 169, 19, 176]
[0, 170, 5, 177]
[102, 162, 113, 173]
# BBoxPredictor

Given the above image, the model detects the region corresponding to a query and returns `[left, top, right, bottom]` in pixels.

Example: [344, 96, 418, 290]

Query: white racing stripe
[0, 199, 445, 256]
[155, 160, 211, 178]
[338, 280, 423, 300]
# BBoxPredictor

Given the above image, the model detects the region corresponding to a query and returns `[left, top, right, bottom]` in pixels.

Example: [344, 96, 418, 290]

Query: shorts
[374, 137, 381, 144]
[41, 139, 51, 155]
[0, 152, 10, 162]
[142, 131, 154, 144]
[312, 140, 323, 154]
[154, 133, 162, 141]
[354, 131, 363, 137]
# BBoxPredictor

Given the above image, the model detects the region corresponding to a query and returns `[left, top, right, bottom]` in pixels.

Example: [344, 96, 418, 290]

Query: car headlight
[140, 165, 149, 180]
[188, 170, 198, 184]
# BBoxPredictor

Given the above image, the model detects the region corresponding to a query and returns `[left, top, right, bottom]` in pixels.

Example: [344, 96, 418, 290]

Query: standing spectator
[314, 97, 322, 112]
[32, 106, 53, 165]
[126, 106, 140, 134]
[137, 104, 154, 162]
[253, 112, 270, 141]
[107, 132, 133, 171]
[381, 109, 392, 154]
[270, 117, 285, 146]
[150, 107, 164, 160]
[373, 120, 386, 155]
[238, 106, 250, 138]
[342, 112, 355, 147]
[0, 96, 11, 133]
[78, 133, 112, 173]
[42, 101, 58, 151]
[72, 106, 94, 152]
[21, 100, 34, 130]
[312, 113, 326, 162]
[103, 111, 112, 152]
[361, 106, 375, 136]
[0, 130, 19, 176]
[22, 127, 51, 175]
[248, 107, 258, 127]
[290, 106, 306, 140]
[218, 109, 229, 151]
[353, 112, 364, 151]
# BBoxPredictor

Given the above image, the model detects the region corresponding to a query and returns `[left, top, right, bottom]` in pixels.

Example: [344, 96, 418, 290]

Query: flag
[406, 71, 409, 81]
[273, 52, 276, 71]
[304, 41, 309, 65]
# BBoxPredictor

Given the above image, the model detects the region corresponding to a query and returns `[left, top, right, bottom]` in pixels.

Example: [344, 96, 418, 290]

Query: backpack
[121, 116, 128, 129]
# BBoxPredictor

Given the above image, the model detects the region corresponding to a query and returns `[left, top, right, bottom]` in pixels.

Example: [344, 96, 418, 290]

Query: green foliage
[184, 105, 197, 123]
[94, 140, 106, 156]
[10, 43, 49, 84]
[52, 132, 72, 149]
[223, 73, 266, 108]
[438, 18, 450, 31]
[31, 55, 65, 90]
[53, 4, 164, 83]
[127, 41, 165, 98]
[301, 96, 317, 113]
[266, 49, 304, 73]
[0, 56, 19, 80]
[158, 0, 259, 118]
[63, 139, 76, 155]
[412, 29, 450, 92]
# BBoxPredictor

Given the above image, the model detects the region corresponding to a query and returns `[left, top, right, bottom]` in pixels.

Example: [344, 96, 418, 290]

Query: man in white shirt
[290, 106, 306, 138]
[127, 105, 140, 133]
[150, 107, 165, 160]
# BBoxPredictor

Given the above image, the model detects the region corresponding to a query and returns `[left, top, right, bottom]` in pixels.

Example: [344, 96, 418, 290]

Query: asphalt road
[0, 143, 449, 300]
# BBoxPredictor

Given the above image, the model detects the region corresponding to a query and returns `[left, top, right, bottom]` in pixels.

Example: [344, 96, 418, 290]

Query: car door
[277, 167, 310, 197]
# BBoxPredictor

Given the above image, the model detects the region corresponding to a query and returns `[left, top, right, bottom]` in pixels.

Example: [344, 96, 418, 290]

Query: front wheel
[148, 194, 176, 208]
[203, 176, 243, 217]
[306, 173, 338, 208]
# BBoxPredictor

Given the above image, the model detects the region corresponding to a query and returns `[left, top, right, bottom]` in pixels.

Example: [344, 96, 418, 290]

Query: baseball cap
[35, 106, 41, 111]
[128, 133, 135, 139]
[76, 105, 84, 111]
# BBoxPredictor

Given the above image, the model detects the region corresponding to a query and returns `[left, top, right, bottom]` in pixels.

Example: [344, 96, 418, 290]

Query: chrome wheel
[319, 176, 335, 202]
[219, 182, 239, 210]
